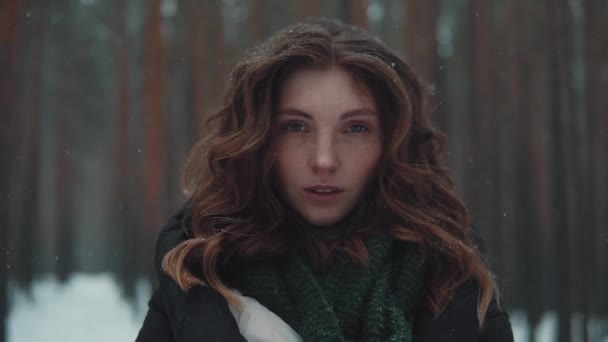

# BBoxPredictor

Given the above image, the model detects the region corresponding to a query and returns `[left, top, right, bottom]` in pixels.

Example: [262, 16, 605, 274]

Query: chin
[303, 212, 345, 227]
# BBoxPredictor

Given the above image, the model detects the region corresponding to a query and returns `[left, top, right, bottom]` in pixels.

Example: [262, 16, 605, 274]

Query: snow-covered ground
[6, 274, 151, 342]
[5, 273, 608, 342]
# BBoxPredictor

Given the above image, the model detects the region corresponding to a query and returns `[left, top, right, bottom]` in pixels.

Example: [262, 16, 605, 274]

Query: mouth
[304, 185, 344, 194]
[303, 186, 344, 202]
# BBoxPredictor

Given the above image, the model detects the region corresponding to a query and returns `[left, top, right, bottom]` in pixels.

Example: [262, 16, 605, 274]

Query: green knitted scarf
[230, 235, 424, 341]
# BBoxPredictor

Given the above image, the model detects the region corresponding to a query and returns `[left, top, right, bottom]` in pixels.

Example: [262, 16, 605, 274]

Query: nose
[309, 133, 340, 174]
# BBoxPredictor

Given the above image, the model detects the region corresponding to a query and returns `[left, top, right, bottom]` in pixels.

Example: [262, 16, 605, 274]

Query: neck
[284, 202, 374, 243]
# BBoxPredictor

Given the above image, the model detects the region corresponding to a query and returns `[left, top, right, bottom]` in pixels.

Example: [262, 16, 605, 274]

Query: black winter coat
[135, 207, 514, 342]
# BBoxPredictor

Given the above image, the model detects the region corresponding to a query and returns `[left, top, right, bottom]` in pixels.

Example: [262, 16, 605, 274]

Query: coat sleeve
[478, 296, 514, 342]
[413, 281, 480, 342]
[470, 226, 514, 342]
[413, 281, 514, 342]
[413, 225, 514, 342]
[140, 203, 247, 342]
[135, 288, 174, 342]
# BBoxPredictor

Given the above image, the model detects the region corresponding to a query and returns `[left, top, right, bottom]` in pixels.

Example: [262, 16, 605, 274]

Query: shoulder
[154, 203, 192, 271]
[151, 203, 246, 342]
[479, 294, 514, 342]
[413, 280, 513, 342]
[412, 225, 514, 342]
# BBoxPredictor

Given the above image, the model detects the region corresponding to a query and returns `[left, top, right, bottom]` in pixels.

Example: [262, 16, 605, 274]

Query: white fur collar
[228, 290, 303, 342]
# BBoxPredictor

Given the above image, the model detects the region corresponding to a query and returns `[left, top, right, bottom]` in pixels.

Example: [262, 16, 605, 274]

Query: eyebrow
[276, 108, 377, 120]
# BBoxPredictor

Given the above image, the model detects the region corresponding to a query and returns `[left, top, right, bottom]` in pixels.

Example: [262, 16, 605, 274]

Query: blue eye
[283, 122, 306, 132]
[346, 124, 369, 133]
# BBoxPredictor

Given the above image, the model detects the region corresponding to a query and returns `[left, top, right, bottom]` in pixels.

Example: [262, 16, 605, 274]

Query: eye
[345, 124, 369, 133]
[282, 122, 306, 132]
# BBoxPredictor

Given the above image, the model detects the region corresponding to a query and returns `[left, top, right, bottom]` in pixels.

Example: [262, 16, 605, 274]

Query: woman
[136, 18, 513, 341]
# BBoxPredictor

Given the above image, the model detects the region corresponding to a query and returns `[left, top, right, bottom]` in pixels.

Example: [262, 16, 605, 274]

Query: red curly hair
[162, 17, 497, 326]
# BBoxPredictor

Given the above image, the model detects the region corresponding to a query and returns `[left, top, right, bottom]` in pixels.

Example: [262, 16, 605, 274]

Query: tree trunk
[166, 0, 206, 206]
[404, 0, 444, 138]
[348, 0, 368, 28]
[111, 0, 135, 295]
[208, 0, 225, 114]
[521, 0, 553, 333]
[470, 0, 501, 277]
[547, 0, 575, 340]
[297, 0, 320, 20]
[186, 0, 209, 135]
[500, 0, 524, 310]
[0, 1, 23, 340]
[143, 0, 168, 232]
[54, 57, 75, 282]
[584, 0, 608, 321]
[7, 0, 49, 286]
[439, 0, 472, 199]
[404, 0, 440, 93]
[249, 0, 263, 42]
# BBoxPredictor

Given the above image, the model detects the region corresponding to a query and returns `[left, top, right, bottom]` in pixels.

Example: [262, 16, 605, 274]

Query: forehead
[277, 66, 376, 117]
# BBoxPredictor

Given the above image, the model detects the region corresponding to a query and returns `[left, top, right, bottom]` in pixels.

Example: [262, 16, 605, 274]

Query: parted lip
[304, 185, 344, 192]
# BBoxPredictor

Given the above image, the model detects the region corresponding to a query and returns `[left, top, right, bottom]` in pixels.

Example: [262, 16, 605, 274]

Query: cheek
[274, 142, 301, 181]
[349, 143, 382, 179]
[357, 154, 380, 178]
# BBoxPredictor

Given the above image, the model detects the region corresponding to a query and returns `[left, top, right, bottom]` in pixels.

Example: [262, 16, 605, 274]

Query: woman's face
[273, 66, 382, 226]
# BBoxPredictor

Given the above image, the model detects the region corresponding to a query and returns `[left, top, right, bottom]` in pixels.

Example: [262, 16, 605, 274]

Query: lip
[303, 185, 344, 202]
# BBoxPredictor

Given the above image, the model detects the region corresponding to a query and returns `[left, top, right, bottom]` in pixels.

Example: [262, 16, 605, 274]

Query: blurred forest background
[1, 0, 607, 341]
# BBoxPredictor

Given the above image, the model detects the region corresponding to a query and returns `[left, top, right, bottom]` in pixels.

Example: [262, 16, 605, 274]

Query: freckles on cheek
[275, 141, 299, 167]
